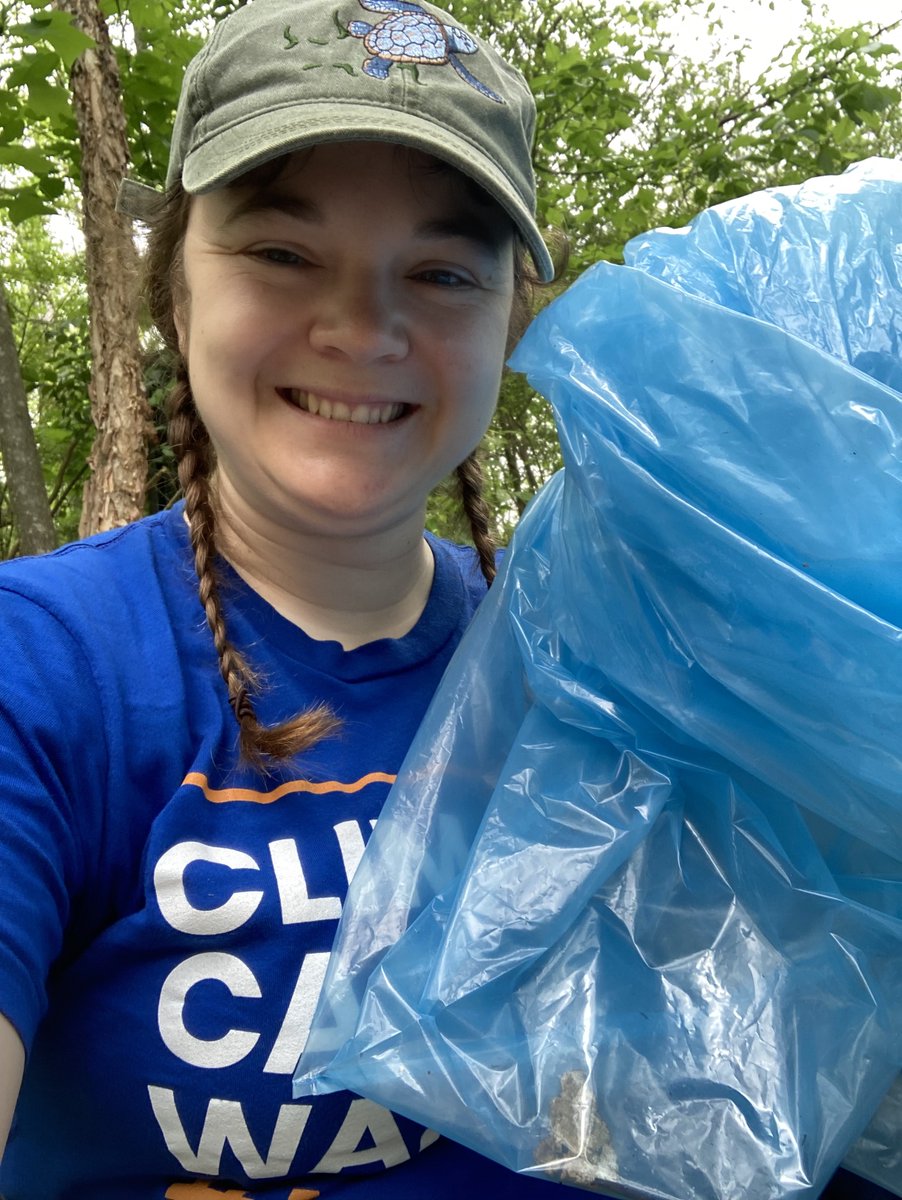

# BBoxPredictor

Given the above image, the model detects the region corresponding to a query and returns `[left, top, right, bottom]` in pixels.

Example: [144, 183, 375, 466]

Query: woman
[0, 0, 572, 1194]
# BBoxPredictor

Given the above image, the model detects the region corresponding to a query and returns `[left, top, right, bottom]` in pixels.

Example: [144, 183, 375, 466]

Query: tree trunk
[0, 279, 57, 556]
[56, 0, 148, 537]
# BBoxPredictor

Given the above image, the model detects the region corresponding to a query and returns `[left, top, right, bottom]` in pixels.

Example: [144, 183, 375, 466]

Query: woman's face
[175, 142, 516, 541]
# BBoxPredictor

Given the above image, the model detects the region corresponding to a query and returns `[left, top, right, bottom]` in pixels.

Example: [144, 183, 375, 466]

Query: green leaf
[38, 175, 67, 200]
[127, 0, 171, 30]
[36, 426, 77, 449]
[0, 107, 27, 144]
[6, 49, 61, 89]
[557, 47, 584, 71]
[840, 82, 897, 118]
[25, 79, 73, 122]
[0, 189, 53, 224]
[0, 144, 55, 174]
[10, 12, 95, 69]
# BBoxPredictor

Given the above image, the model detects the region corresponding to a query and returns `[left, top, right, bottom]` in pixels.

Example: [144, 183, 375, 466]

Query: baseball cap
[118, 0, 554, 282]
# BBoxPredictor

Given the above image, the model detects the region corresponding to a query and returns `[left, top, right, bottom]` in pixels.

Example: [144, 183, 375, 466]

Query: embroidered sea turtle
[347, 0, 504, 103]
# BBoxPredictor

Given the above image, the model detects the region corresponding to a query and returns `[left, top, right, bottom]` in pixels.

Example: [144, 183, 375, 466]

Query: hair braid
[456, 451, 497, 586]
[168, 371, 340, 769]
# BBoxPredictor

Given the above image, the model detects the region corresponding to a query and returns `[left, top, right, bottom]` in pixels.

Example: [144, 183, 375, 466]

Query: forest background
[0, 0, 900, 558]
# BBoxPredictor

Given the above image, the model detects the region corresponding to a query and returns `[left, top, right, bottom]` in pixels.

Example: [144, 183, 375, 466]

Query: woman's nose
[308, 272, 408, 363]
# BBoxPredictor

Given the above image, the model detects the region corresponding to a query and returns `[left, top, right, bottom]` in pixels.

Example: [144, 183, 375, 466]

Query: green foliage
[644, 19, 902, 227]
[0, 214, 92, 552]
[444, 0, 902, 269]
[0, 3, 87, 223]
[0, 0, 900, 551]
[0, 0, 233, 551]
[112, 1, 242, 189]
[0, 0, 234, 221]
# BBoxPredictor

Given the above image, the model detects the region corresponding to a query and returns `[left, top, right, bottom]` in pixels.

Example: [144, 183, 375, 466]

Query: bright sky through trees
[676, 0, 902, 76]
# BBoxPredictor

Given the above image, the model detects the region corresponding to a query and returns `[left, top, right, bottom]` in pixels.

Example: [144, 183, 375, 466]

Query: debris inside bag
[535, 1070, 619, 1191]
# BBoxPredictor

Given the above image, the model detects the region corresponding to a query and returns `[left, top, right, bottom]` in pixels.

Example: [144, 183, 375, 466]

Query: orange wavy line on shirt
[165, 1186, 320, 1200]
[183, 770, 396, 804]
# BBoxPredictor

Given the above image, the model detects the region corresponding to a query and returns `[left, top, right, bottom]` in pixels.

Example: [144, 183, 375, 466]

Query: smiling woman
[178, 143, 515, 536]
[0, 0, 573, 1197]
[150, 139, 531, 760]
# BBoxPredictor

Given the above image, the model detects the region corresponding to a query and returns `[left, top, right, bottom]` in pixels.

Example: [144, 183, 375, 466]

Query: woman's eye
[253, 247, 305, 266]
[415, 267, 473, 289]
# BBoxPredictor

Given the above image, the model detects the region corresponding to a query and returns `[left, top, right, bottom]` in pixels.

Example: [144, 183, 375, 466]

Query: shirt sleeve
[0, 584, 109, 1049]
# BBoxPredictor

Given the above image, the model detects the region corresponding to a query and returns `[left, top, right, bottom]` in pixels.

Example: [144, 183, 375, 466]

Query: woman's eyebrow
[221, 191, 322, 227]
[220, 192, 505, 257]
[416, 215, 505, 257]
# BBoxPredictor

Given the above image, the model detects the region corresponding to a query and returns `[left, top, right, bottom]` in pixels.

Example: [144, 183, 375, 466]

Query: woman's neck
[211, 495, 436, 651]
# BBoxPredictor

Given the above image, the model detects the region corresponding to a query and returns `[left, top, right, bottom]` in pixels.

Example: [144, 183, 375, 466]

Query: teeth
[283, 389, 404, 425]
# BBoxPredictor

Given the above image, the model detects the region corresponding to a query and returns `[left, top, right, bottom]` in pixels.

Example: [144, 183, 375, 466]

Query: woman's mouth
[278, 388, 408, 424]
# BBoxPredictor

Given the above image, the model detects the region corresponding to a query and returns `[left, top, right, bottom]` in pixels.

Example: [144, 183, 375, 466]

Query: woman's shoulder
[0, 505, 186, 583]
[0, 506, 191, 629]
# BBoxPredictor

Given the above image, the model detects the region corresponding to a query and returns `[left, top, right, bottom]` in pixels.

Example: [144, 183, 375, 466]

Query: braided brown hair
[144, 174, 554, 766]
[166, 368, 340, 767]
[456, 452, 496, 586]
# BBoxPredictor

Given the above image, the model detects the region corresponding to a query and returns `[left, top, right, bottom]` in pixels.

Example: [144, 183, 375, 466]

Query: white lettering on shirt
[333, 820, 369, 883]
[154, 842, 263, 934]
[148, 1085, 311, 1179]
[312, 1098, 411, 1173]
[148, 818, 426, 1178]
[263, 951, 330, 1074]
[158, 952, 261, 1068]
[268, 839, 341, 924]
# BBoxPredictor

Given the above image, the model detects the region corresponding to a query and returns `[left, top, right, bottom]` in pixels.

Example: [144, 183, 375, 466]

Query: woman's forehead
[215, 142, 516, 239]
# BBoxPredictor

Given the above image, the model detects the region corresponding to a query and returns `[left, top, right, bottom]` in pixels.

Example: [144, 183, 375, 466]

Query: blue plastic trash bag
[294, 159, 902, 1200]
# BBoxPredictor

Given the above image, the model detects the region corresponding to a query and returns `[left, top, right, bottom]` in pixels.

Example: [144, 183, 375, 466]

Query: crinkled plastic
[294, 159, 902, 1199]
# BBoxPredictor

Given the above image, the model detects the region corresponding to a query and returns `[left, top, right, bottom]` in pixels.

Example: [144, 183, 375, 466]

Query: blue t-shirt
[0, 506, 565, 1199]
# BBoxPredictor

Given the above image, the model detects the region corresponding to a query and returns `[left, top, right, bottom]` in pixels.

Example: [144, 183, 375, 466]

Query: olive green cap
[119, 0, 554, 282]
